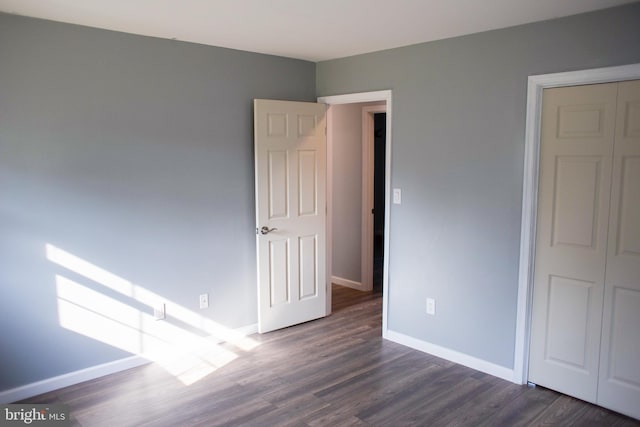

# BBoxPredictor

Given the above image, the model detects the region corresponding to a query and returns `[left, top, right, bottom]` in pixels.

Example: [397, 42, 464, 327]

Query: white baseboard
[0, 322, 259, 404]
[332, 276, 367, 291]
[385, 329, 515, 383]
[0, 355, 150, 404]
[234, 323, 259, 337]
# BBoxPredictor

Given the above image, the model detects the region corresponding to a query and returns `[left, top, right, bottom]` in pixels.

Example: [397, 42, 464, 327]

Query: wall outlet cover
[199, 293, 209, 309]
[426, 298, 436, 316]
[393, 188, 402, 204]
[154, 303, 166, 320]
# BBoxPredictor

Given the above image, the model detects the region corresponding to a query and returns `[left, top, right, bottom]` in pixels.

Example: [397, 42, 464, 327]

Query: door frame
[514, 63, 640, 384]
[318, 90, 392, 336]
[362, 104, 387, 292]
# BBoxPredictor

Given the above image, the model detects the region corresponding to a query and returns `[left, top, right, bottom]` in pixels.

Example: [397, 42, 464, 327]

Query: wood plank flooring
[20, 285, 639, 426]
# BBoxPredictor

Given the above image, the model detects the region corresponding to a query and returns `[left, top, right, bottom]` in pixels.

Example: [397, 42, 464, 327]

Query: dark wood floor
[21, 285, 639, 426]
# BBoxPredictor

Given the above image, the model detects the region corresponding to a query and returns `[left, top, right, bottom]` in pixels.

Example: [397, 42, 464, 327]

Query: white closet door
[529, 83, 617, 402]
[597, 80, 640, 419]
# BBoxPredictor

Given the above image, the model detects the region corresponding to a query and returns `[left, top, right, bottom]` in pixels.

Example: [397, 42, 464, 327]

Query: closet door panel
[529, 83, 617, 402]
[598, 79, 640, 420]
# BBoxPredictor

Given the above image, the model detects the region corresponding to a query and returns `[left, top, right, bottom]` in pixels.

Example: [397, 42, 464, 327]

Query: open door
[254, 99, 327, 333]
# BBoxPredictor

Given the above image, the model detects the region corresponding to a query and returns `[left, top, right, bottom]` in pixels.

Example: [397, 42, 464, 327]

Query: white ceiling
[0, 0, 636, 62]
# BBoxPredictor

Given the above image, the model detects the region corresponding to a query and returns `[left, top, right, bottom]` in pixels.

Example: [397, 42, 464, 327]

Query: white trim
[0, 322, 258, 403]
[318, 90, 392, 336]
[386, 329, 514, 382]
[318, 90, 392, 105]
[234, 322, 259, 337]
[0, 355, 150, 404]
[515, 63, 640, 385]
[361, 104, 387, 293]
[332, 276, 366, 291]
[325, 104, 334, 315]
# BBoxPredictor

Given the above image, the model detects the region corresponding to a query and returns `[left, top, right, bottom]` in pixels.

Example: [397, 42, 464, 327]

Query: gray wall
[317, 3, 640, 368]
[0, 13, 315, 391]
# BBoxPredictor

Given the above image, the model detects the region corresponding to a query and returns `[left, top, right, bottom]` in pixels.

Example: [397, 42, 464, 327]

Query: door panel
[597, 80, 640, 420]
[557, 104, 606, 139]
[607, 287, 640, 384]
[269, 239, 289, 306]
[529, 83, 617, 403]
[268, 150, 289, 219]
[545, 275, 596, 371]
[299, 235, 318, 299]
[552, 156, 602, 248]
[298, 150, 318, 216]
[615, 156, 640, 256]
[254, 99, 327, 333]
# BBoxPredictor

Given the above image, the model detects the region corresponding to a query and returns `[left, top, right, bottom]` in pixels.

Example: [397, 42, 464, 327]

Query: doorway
[328, 103, 385, 292]
[328, 104, 386, 314]
[318, 90, 392, 335]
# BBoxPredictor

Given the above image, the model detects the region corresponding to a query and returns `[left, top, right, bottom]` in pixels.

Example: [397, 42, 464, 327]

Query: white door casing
[254, 99, 327, 334]
[318, 90, 392, 335]
[528, 83, 617, 402]
[597, 80, 640, 418]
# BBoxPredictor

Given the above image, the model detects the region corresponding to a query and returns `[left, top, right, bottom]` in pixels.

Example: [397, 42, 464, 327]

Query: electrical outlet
[199, 293, 209, 309]
[154, 303, 166, 320]
[393, 188, 402, 204]
[426, 298, 436, 316]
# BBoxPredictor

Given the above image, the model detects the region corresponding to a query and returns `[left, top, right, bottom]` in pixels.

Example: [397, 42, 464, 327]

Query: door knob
[260, 226, 278, 235]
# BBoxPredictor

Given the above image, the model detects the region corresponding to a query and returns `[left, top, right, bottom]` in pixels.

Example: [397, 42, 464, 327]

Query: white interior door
[597, 80, 640, 419]
[529, 83, 617, 402]
[254, 99, 327, 333]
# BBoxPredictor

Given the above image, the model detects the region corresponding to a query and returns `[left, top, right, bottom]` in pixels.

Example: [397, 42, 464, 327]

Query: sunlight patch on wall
[47, 244, 258, 386]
